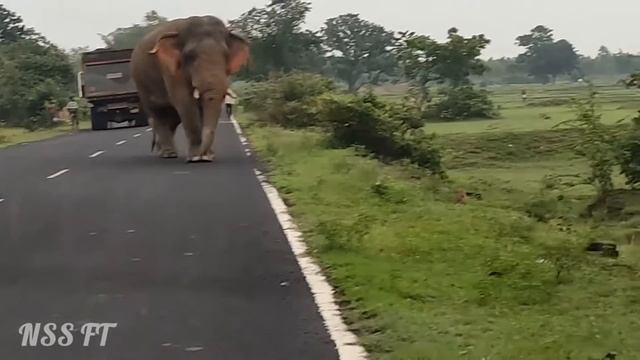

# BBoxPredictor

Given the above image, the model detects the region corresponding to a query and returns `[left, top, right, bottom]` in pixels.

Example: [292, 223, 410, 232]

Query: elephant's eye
[182, 49, 197, 66]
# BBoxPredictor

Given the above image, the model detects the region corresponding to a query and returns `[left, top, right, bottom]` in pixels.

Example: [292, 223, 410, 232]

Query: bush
[618, 114, 640, 188]
[425, 85, 499, 120]
[317, 92, 445, 176]
[240, 71, 336, 128]
[0, 40, 74, 127]
[242, 72, 445, 176]
[21, 80, 70, 130]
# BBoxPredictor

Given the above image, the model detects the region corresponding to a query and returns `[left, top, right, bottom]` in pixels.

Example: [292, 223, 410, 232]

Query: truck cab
[78, 48, 148, 130]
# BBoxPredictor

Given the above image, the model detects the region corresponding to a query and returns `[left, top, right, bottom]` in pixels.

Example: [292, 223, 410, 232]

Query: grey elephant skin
[131, 16, 250, 162]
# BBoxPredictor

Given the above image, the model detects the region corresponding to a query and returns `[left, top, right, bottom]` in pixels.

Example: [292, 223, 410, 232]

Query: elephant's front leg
[176, 101, 206, 162]
[150, 114, 178, 159]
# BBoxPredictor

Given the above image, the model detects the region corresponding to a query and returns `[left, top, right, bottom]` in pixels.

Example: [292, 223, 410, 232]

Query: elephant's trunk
[198, 87, 225, 155]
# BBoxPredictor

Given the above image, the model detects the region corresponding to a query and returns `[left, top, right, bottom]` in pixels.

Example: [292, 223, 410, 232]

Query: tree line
[0, 5, 75, 128]
[1, 1, 639, 129]
[96, 2, 638, 88]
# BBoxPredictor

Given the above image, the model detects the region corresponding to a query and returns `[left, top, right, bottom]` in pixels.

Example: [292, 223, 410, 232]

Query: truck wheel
[137, 116, 149, 127]
[90, 108, 109, 130]
[91, 120, 107, 130]
[91, 116, 108, 130]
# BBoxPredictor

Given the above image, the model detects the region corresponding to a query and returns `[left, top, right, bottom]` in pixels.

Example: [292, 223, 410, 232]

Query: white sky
[3, 0, 639, 59]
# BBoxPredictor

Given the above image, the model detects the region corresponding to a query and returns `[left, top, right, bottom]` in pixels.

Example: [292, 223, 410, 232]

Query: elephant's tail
[151, 130, 157, 152]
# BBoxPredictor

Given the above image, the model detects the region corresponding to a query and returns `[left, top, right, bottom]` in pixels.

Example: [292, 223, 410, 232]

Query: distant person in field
[225, 89, 237, 119]
[521, 89, 528, 103]
[65, 97, 79, 130]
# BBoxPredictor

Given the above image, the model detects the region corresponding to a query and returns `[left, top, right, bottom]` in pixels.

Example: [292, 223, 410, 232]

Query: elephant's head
[148, 16, 250, 156]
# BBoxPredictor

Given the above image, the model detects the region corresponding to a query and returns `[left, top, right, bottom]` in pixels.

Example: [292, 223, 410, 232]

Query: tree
[0, 4, 45, 44]
[321, 14, 397, 92]
[99, 10, 167, 49]
[229, 0, 325, 79]
[515, 25, 553, 49]
[396, 28, 490, 101]
[0, 6, 74, 126]
[481, 57, 533, 84]
[66, 46, 90, 72]
[516, 25, 579, 83]
[598, 46, 612, 58]
[630, 73, 640, 87]
[395, 28, 496, 120]
[0, 40, 74, 124]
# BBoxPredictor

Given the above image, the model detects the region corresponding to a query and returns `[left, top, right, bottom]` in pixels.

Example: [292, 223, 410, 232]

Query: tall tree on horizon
[516, 25, 579, 83]
[229, 0, 325, 79]
[321, 13, 397, 92]
[99, 10, 168, 49]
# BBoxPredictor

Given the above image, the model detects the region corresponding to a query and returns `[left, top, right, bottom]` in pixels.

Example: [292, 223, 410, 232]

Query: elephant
[131, 15, 250, 162]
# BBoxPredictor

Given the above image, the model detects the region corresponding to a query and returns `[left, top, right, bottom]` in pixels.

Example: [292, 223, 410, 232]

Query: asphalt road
[0, 118, 340, 359]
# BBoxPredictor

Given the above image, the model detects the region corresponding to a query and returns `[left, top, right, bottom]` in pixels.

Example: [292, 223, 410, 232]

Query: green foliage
[0, 8, 74, 128]
[241, 71, 445, 175]
[321, 14, 397, 92]
[240, 71, 336, 128]
[523, 177, 574, 223]
[316, 92, 445, 176]
[243, 123, 640, 359]
[396, 28, 490, 95]
[625, 73, 640, 88]
[395, 28, 496, 120]
[618, 112, 640, 188]
[482, 50, 640, 85]
[99, 10, 167, 49]
[555, 84, 616, 195]
[229, 0, 325, 79]
[426, 85, 499, 120]
[516, 25, 579, 84]
[0, 4, 45, 44]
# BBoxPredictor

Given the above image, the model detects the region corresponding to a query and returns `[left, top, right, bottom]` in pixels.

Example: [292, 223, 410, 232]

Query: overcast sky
[3, 0, 638, 58]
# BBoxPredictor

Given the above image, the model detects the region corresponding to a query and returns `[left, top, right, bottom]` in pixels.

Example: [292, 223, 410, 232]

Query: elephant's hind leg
[149, 107, 180, 159]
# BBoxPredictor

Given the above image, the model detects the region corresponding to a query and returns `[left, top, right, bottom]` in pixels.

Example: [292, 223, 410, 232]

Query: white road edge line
[89, 151, 105, 158]
[133, 134, 141, 138]
[116, 140, 127, 146]
[230, 117, 367, 360]
[230, 115, 243, 135]
[46, 169, 69, 179]
[145, 128, 153, 132]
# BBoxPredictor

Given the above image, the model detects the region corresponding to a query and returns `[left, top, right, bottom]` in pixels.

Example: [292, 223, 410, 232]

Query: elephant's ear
[148, 32, 181, 76]
[226, 31, 250, 75]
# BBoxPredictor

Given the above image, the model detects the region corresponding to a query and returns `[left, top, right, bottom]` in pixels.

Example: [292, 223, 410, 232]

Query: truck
[77, 48, 148, 130]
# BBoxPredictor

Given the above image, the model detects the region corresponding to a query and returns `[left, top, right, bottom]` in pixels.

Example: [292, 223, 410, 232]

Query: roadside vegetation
[3, 1, 640, 358]
[0, 5, 91, 145]
[239, 72, 640, 359]
[229, 3, 640, 357]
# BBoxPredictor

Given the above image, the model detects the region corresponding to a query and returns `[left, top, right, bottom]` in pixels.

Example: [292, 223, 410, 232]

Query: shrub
[21, 80, 70, 130]
[0, 39, 74, 128]
[317, 92, 445, 176]
[240, 71, 336, 128]
[555, 85, 617, 196]
[618, 113, 640, 188]
[425, 85, 499, 120]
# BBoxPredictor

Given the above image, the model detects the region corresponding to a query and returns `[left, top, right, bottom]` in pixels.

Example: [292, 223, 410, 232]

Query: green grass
[241, 120, 640, 359]
[0, 121, 91, 149]
[237, 80, 640, 359]
[370, 81, 640, 134]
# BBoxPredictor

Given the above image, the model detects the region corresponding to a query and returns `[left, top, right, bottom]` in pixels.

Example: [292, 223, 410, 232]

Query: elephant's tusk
[193, 89, 200, 99]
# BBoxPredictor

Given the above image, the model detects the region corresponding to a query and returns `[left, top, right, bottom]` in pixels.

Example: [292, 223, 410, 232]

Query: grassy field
[375, 82, 640, 134]
[240, 81, 640, 359]
[0, 120, 92, 149]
